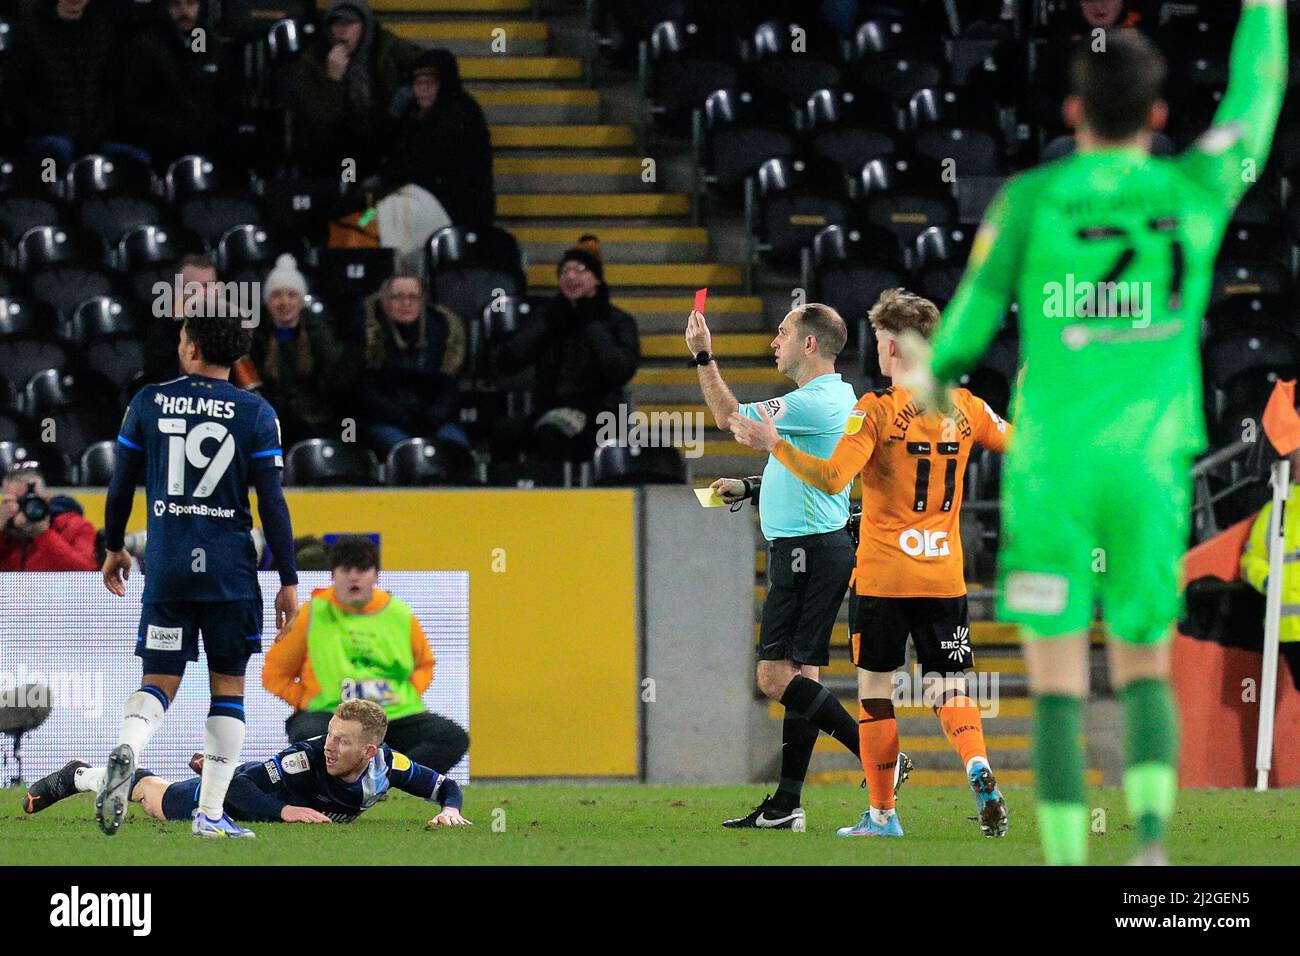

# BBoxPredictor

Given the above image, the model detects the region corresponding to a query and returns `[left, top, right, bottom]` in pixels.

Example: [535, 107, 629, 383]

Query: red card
[693, 288, 708, 315]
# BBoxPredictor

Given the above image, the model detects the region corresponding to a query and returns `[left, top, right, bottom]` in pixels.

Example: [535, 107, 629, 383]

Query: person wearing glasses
[357, 269, 469, 455]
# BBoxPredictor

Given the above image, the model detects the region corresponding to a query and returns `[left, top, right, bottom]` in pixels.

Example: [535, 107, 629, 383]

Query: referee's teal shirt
[737, 373, 858, 541]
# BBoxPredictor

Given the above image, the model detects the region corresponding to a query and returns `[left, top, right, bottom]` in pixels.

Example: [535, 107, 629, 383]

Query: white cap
[263, 253, 308, 302]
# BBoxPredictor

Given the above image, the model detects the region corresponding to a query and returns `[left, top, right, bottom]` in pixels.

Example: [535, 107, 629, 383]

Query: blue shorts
[160, 779, 202, 821]
[136, 599, 264, 677]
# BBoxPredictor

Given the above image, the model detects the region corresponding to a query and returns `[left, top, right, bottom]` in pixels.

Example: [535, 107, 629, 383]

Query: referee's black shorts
[757, 529, 854, 667]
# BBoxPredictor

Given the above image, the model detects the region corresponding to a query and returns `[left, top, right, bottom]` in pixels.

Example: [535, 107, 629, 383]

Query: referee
[687, 303, 894, 829]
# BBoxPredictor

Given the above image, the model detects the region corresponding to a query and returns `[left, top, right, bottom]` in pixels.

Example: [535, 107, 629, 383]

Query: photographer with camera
[0, 463, 99, 571]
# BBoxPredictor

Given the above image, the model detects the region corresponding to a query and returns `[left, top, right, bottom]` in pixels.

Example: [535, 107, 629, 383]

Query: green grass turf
[1, 783, 1296, 865]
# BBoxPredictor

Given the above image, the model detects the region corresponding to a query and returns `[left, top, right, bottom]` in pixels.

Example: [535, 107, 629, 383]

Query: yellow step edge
[514, 226, 707, 242]
[491, 125, 635, 148]
[768, 696, 1036, 720]
[496, 157, 644, 175]
[459, 58, 582, 81]
[807, 768, 1104, 787]
[633, 366, 783, 386]
[374, 0, 528, 9]
[613, 295, 761, 313]
[389, 21, 547, 39]
[642, 334, 768, 360]
[477, 90, 600, 108]
[498, 194, 689, 216]
[529, 264, 743, 288]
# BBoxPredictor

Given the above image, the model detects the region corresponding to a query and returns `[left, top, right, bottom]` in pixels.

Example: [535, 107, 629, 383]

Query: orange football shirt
[772, 385, 1011, 598]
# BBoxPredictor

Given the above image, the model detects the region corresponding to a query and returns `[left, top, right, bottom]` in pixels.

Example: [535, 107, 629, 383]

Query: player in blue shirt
[99, 310, 299, 839]
[25, 701, 471, 827]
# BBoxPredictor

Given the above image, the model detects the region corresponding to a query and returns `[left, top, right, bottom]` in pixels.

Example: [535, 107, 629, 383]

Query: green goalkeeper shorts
[995, 453, 1192, 644]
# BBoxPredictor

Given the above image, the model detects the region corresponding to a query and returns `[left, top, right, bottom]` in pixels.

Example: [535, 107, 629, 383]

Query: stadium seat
[856, 157, 955, 245]
[66, 154, 163, 249]
[642, 19, 740, 130]
[116, 223, 197, 302]
[65, 295, 141, 343]
[1204, 323, 1300, 391]
[283, 439, 379, 487]
[747, 156, 852, 270]
[480, 293, 540, 382]
[591, 444, 687, 486]
[1218, 221, 1290, 270]
[217, 224, 281, 284]
[852, 53, 944, 120]
[802, 223, 906, 358]
[695, 87, 797, 203]
[1206, 294, 1296, 333]
[79, 440, 118, 486]
[912, 124, 1004, 175]
[385, 437, 475, 487]
[802, 89, 898, 181]
[744, 20, 844, 110]
[425, 226, 525, 326]
[260, 177, 343, 249]
[14, 225, 114, 320]
[853, 17, 930, 57]
[0, 413, 26, 443]
[0, 439, 44, 475]
[66, 296, 146, 392]
[20, 369, 118, 462]
[167, 157, 259, 249]
[1211, 259, 1293, 304]
[219, 0, 311, 39]
[484, 459, 573, 488]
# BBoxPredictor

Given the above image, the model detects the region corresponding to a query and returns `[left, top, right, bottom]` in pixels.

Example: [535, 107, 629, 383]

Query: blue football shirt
[117, 374, 284, 603]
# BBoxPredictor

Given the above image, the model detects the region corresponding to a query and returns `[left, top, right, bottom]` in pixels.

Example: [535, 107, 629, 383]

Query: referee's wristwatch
[687, 350, 714, 367]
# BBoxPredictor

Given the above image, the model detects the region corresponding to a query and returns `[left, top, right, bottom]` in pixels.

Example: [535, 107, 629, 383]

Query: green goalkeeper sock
[1121, 677, 1178, 848]
[1034, 694, 1087, 865]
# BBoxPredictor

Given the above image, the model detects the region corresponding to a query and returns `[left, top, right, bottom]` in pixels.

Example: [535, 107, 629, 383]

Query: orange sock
[936, 691, 988, 768]
[859, 699, 898, 811]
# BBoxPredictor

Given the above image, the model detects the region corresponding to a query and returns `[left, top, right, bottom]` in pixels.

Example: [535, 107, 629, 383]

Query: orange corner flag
[1261, 379, 1300, 456]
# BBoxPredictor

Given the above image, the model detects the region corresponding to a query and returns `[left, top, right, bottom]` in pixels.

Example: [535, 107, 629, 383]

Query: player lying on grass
[23, 700, 470, 829]
[898, 2, 1287, 865]
[731, 289, 1011, 839]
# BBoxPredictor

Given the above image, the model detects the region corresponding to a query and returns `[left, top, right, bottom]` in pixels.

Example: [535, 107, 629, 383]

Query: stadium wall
[73, 489, 642, 778]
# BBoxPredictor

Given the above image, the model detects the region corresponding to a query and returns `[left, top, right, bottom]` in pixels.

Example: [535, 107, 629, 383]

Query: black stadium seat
[745, 20, 844, 110]
[67, 154, 163, 249]
[642, 19, 740, 130]
[14, 225, 113, 320]
[21, 369, 119, 462]
[426, 225, 525, 325]
[747, 156, 852, 270]
[386, 437, 475, 486]
[802, 89, 898, 181]
[79, 440, 118, 486]
[284, 439, 379, 487]
[696, 87, 796, 202]
[592, 444, 687, 486]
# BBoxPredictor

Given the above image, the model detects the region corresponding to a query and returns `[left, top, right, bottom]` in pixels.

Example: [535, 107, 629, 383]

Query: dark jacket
[6, 0, 118, 149]
[378, 49, 495, 228]
[493, 286, 641, 417]
[251, 313, 355, 442]
[290, 0, 422, 175]
[356, 294, 460, 434]
[116, 0, 238, 166]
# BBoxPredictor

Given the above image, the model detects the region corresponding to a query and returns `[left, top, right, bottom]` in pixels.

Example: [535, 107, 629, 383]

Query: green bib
[305, 593, 425, 719]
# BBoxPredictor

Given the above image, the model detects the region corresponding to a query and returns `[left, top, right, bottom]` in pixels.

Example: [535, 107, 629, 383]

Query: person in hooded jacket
[491, 237, 641, 463]
[116, 0, 239, 168]
[375, 49, 494, 229]
[289, 0, 420, 176]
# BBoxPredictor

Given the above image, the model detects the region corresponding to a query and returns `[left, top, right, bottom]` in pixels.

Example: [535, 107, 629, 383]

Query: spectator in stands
[491, 236, 641, 463]
[142, 253, 217, 382]
[1240, 446, 1300, 692]
[263, 534, 469, 774]
[117, 0, 238, 169]
[375, 49, 494, 229]
[289, 0, 421, 176]
[1029, 0, 1147, 139]
[0, 462, 98, 571]
[250, 254, 354, 449]
[357, 269, 468, 454]
[5, 0, 147, 167]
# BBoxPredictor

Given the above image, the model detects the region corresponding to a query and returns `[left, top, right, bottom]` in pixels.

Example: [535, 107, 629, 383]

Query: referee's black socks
[773, 675, 862, 809]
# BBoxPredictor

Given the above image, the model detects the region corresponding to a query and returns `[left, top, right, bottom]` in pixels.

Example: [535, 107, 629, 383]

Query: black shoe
[23, 759, 88, 814]
[722, 794, 806, 830]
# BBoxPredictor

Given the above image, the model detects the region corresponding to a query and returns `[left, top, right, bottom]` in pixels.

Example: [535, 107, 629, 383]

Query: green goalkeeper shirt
[929, 0, 1288, 467]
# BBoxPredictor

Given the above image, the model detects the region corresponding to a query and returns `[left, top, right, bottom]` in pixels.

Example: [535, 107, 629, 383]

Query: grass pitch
[1, 783, 1296, 866]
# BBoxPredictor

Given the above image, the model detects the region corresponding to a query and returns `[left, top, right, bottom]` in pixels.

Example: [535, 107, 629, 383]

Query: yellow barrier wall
[73, 489, 640, 777]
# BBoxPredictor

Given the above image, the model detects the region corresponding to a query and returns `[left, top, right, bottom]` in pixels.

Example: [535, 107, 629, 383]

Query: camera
[17, 481, 49, 524]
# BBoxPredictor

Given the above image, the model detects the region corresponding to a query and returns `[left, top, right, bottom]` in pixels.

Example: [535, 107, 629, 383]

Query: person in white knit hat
[251, 254, 355, 449]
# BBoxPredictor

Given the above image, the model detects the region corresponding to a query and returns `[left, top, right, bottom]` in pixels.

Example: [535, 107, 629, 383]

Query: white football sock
[115, 689, 167, 757]
[74, 766, 105, 793]
[869, 806, 895, 826]
[198, 715, 246, 820]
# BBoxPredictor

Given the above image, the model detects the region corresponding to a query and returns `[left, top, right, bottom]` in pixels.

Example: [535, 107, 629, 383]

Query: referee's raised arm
[685, 310, 737, 428]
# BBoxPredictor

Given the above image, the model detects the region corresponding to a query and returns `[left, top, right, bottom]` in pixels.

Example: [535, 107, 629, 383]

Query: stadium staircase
[373, 0, 1104, 789]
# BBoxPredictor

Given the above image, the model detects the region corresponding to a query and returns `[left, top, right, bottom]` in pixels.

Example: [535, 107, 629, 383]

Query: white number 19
[159, 418, 235, 498]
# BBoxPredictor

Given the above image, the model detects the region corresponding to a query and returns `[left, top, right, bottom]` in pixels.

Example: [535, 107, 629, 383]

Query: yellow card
[694, 487, 726, 508]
